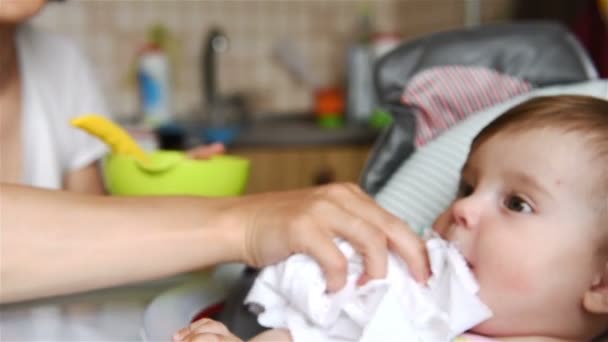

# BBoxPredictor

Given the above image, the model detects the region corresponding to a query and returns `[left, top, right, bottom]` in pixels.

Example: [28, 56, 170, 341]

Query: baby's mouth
[466, 260, 475, 270]
[452, 240, 474, 271]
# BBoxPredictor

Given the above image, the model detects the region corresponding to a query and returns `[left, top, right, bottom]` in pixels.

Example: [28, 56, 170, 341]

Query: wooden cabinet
[232, 145, 372, 193]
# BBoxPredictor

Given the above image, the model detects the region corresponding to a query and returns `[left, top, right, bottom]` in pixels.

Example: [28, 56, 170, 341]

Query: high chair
[141, 21, 601, 341]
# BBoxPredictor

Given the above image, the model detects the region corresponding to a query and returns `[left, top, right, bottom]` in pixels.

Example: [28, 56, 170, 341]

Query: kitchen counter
[231, 114, 379, 148]
[143, 113, 382, 150]
[225, 114, 379, 193]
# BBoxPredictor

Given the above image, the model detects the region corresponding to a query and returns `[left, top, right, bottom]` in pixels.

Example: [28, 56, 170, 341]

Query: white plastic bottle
[346, 9, 376, 125]
[346, 45, 375, 124]
[137, 45, 172, 127]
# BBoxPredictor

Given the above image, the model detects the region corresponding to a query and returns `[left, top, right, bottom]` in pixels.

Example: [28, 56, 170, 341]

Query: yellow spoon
[71, 114, 184, 172]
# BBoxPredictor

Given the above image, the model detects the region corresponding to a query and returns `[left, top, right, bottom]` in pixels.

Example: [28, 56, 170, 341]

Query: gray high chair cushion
[361, 21, 598, 195]
[217, 22, 598, 339]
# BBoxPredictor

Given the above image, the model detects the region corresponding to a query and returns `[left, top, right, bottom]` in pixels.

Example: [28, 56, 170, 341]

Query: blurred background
[33, 0, 519, 118]
[30, 0, 604, 193]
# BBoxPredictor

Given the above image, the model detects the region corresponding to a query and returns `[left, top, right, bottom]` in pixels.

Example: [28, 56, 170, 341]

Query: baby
[175, 95, 608, 341]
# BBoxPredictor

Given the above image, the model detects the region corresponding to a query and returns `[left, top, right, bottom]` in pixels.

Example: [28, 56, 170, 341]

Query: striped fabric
[375, 80, 608, 231]
[401, 66, 532, 147]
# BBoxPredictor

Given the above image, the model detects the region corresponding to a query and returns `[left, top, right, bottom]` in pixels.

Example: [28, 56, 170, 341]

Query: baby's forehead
[469, 128, 594, 161]
[465, 129, 602, 188]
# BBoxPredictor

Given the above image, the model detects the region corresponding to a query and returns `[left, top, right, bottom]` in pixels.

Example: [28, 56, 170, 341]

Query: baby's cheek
[498, 266, 537, 294]
[480, 251, 539, 295]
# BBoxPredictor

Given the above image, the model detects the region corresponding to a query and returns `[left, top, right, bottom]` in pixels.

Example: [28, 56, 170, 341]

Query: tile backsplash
[31, 0, 512, 120]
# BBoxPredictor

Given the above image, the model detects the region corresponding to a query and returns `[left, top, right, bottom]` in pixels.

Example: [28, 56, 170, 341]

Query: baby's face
[433, 129, 604, 337]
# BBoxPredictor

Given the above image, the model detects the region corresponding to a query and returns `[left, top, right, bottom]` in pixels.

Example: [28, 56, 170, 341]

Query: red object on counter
[314, 87, 345, 117]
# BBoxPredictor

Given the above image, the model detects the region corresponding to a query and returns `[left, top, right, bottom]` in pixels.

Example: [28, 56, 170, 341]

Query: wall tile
[30, 0, 513, 120]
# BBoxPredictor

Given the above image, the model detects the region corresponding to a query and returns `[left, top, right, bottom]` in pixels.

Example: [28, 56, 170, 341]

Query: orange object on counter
[314, 87, 345, 117]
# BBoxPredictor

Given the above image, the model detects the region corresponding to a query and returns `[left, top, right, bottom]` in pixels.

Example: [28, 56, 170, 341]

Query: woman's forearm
[0, 184, 242, 303]
[1, 182, 431, 306]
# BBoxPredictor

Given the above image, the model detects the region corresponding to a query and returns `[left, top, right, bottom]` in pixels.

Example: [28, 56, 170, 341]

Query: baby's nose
[451, 196, 482, 231]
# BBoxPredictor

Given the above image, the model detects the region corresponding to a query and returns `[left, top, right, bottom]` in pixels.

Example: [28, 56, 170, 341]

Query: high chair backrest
[361, 21, 598, 195]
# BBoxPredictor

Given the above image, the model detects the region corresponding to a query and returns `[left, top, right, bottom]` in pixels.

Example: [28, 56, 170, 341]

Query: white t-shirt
[17, 24, 108, 189]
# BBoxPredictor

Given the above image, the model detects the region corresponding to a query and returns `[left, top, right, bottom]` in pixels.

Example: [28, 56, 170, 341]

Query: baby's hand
[173, 318, 242, 342]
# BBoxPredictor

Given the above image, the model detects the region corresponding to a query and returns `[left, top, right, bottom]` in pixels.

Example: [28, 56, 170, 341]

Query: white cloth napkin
[244, 236, 492, 342]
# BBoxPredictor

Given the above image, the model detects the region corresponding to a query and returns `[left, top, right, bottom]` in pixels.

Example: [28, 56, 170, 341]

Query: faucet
[202, 27, 229, 107]
[200, 27, 247, 144]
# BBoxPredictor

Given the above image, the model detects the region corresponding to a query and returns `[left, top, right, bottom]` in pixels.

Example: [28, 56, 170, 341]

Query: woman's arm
[1, 182, 430, 303]
[0, 183, 239, 303]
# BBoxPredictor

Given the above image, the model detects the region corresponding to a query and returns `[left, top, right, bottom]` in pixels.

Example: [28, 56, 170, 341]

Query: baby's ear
[583, 260, 608, 314]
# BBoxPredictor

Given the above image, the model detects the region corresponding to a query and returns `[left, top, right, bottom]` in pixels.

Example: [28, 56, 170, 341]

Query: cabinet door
[233, 145, 371, 193]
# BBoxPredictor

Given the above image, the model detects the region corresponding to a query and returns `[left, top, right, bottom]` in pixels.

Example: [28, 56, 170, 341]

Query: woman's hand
[173, 319, 242, 342]
[224, 182, 431, 292]
[187, 143, 226, 159]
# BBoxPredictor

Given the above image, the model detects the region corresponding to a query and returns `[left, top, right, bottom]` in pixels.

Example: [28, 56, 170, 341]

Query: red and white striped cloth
[401, 66, 532, 147]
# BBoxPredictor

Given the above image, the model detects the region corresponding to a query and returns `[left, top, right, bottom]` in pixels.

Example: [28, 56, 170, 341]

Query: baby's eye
[504, 195, 533, 213]
[457, 181, 473, 198]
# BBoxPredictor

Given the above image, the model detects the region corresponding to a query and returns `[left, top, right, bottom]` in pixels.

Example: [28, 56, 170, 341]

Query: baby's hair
[472, 95, 608, 158]
[472, 95, 608, 242]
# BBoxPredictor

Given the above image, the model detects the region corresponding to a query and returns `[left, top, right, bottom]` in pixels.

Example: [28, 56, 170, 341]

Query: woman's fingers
[385, 224, 431, 282]
[321, 183, 431, 283]
[293, 220, 349, 292]
[310, 199, 389, 283]
[349, 203, 430, 283]
[236, 182, 431, 292]
[187, 143, 226, 159]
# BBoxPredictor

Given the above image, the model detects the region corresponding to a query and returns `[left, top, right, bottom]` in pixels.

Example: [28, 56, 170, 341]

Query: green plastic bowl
[103, 151, 250, 197]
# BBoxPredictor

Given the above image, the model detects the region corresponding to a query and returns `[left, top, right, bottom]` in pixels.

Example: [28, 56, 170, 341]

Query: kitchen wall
[31, 0, 513, 120]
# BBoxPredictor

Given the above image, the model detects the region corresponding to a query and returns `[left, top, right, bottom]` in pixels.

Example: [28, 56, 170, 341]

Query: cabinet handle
[314, 168, 335, 185]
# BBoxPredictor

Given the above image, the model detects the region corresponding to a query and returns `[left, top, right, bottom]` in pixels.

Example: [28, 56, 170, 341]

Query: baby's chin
[468, 318, 509, 337]
[468, 312, 529, 338]
[467, 293, 513, 336]
[469, 320, 495, 335]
